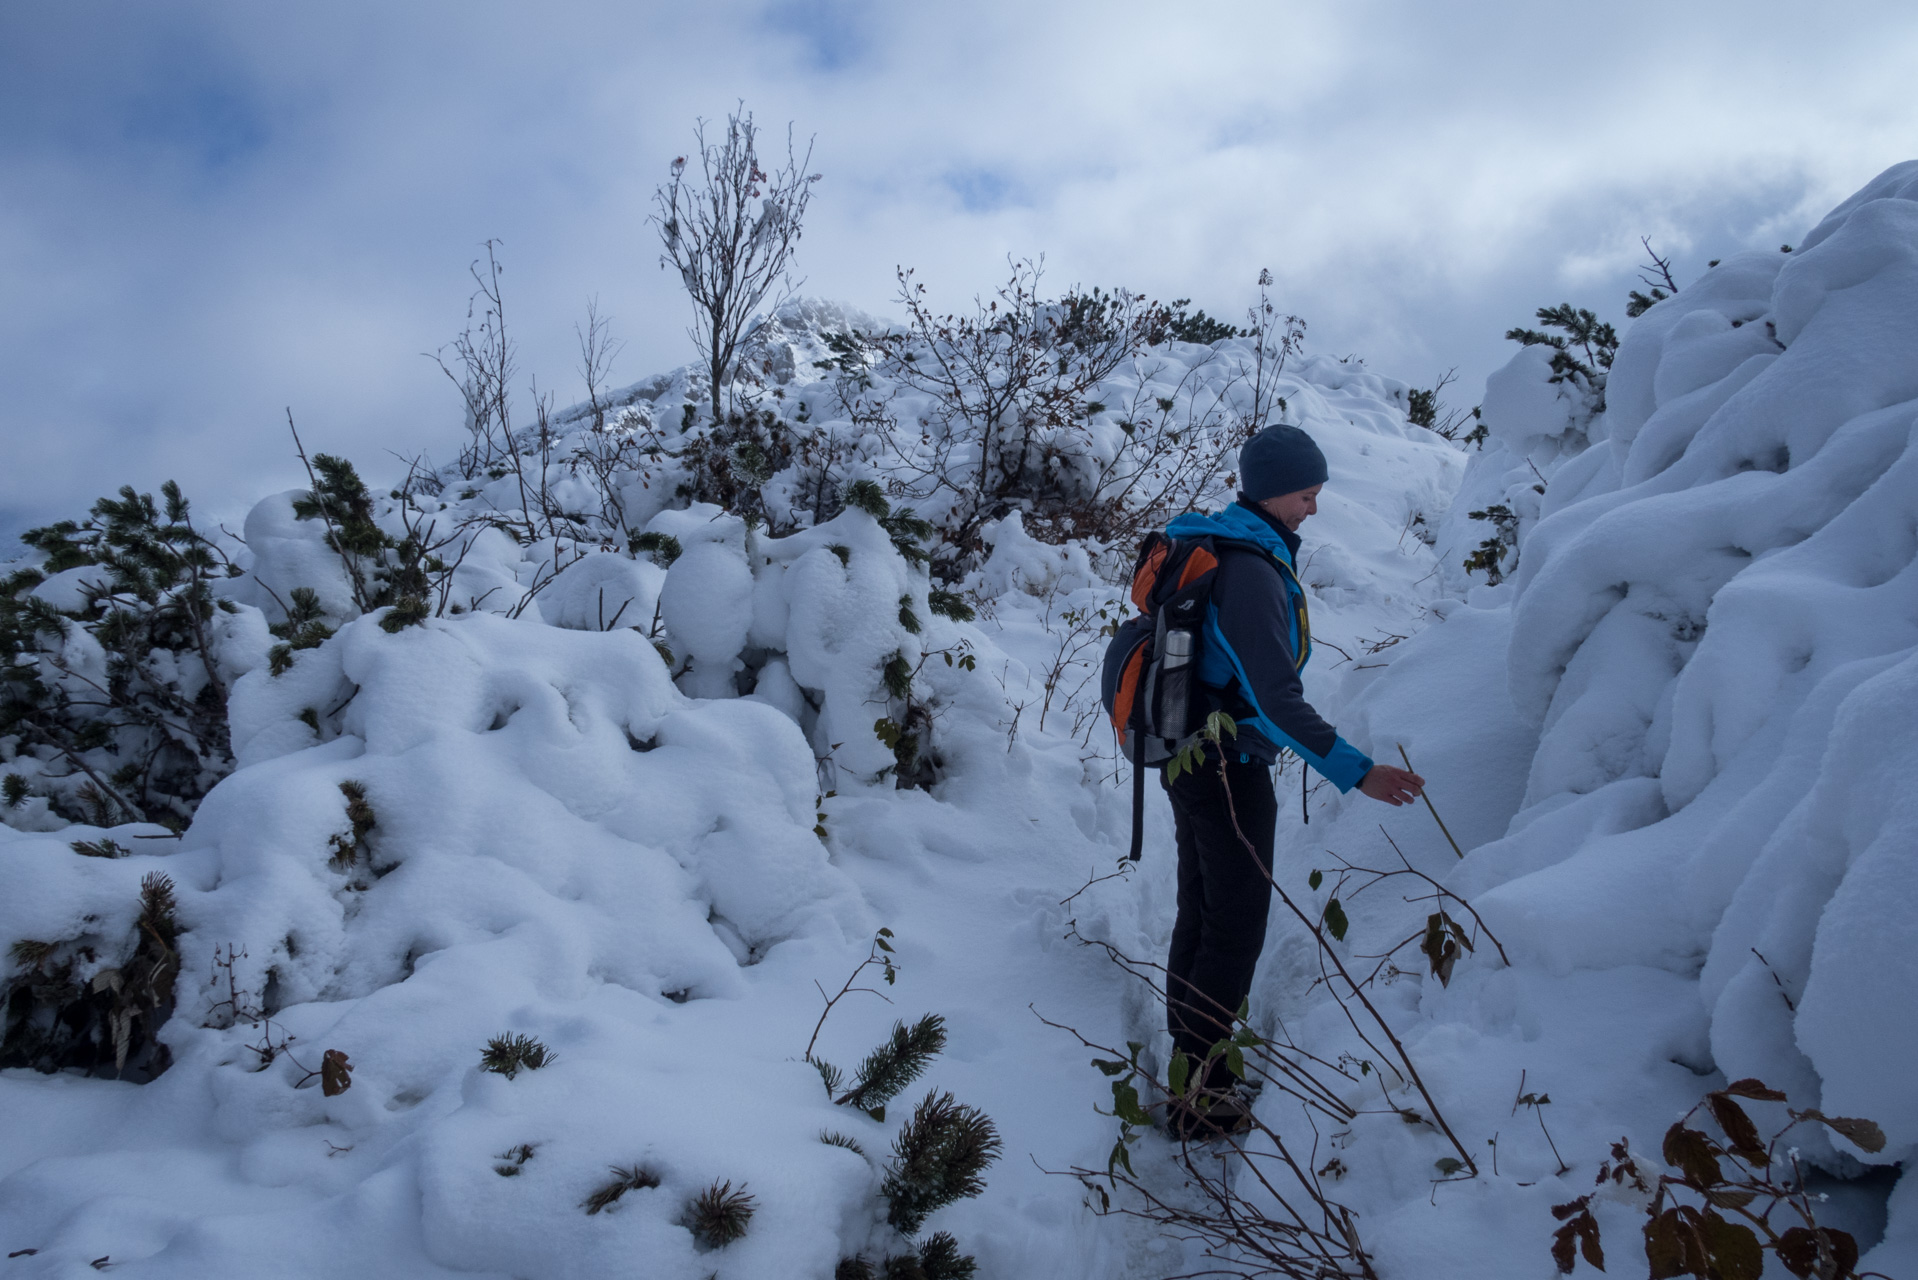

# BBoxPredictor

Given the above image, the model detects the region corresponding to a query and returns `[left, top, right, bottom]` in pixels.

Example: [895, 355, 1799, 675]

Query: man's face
[1259, 485, 1321, 532]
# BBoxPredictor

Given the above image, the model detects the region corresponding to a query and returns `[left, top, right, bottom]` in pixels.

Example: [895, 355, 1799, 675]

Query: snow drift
[1288, 161, 1918, 1273]
[1, 302, 1463, 1277]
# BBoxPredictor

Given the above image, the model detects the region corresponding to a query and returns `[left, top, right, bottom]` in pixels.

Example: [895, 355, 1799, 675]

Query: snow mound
[1276, 161, 1918, 1275]
[3, 268, 1466, 1276]
[1487, 164, 1918, 1148]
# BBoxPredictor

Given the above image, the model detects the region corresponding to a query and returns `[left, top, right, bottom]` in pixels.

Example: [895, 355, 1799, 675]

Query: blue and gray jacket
[1164, 499, 1375, 792]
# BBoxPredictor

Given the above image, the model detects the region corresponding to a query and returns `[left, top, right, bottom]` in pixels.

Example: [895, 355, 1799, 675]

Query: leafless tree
[652, 105, 821, 426]
[876, 258, 1173, 574]
[431, 241, 517, 482]
[1243, 268, 1306, 436]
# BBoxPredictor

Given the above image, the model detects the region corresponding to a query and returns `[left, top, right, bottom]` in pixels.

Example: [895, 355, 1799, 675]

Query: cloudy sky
[4, 0, 1915, 540]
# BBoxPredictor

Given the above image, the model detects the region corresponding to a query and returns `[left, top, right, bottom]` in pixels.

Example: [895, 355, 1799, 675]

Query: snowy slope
[12, 159, 1912, 1276]
[0, 313, 1462, 1276]
[1285, 161, 1918, 1274]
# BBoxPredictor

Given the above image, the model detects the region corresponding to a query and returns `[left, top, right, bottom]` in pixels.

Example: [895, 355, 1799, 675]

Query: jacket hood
[1165, 501, 1299, 568]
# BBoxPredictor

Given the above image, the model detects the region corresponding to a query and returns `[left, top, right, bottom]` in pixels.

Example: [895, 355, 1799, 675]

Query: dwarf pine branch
[837, 1013, 947, 1113]
[3, 479, 238, 824]
[683, 1179, 755, 1248]
[479, 1032, 555, 1079]
[0, 873, 181, 1079]
[881, 1090, 1002, 1235]
[581, 1164, 660, 1214]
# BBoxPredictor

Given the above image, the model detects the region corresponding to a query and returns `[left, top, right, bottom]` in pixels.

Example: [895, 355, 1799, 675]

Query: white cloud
[3, 0, 1915, 536]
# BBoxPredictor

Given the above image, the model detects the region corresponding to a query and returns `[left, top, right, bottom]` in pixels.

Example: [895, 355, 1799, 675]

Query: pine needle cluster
[843, 480, 934, 567]
[1160, 300, 1243, 346]
[882, 1091, 1003, 1235]
[819, 1130, 865, 1156]
[327, 781, 377, 870]
[684, 1178, 756, 1248]
[290, 453, 434, 633]
[1505, 303, 1619, 406]
[267, 587, 335, 675]
[837, 1231, 976, 1280]
[629, 530, 683, 567]
[479, 1032, 555, 1079]
[837, 1014, 948, 1115]
[494, 1143, 538, 1177]
[1, 874, 180, 1078]
[580, 1164, 659, 1213]
[138, 872, 180, 950]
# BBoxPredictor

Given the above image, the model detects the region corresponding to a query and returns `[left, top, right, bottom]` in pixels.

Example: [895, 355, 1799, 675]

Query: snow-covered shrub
[1443, 303, 1622, 587]
[1312, 160, 1918, 1275]
[284, 453, 436, 632]
[1, 852, 181, 1079]
[870, 261, 1302, 578]
[1, 482, 265, 827]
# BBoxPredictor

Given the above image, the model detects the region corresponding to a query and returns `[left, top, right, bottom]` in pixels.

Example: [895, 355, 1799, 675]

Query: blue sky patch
[763, 0, 871, 72]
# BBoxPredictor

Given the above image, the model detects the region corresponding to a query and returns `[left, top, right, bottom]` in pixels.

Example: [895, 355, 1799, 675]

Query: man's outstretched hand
[1358, 764, 1425, 806]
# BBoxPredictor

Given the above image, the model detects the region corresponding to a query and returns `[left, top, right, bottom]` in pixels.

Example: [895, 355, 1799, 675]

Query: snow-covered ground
[6, 162, 1917, 1278]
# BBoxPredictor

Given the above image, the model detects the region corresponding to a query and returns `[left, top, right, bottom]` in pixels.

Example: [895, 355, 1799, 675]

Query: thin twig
[802, 930, 896, 1063]
[1397, 744, 1463, 859]
[1210, 747, 1478, 1175]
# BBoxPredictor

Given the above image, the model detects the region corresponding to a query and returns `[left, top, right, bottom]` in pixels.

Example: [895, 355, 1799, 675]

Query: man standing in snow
[1161, 424, 1423, 1130]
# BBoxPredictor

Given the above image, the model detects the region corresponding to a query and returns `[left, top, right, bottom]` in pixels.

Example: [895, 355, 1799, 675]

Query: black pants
[1164, 753, 1276, 1088]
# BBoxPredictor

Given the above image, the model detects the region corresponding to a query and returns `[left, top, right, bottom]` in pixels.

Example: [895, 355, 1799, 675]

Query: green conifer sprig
[844, 479, 890, 520]
[137, 872, 180, 947]
[915, 1232, 978, 1280]
[3, 479, 236, 825]
[881, 1090, 1002, 1235]
[630, 530, 683, 567]
[837, 1014, 947, 1113]
[493, 1143, 538, 1177]
[479, 1032, 555, 1079]
[926, 589, 974, 622]
[842, 480, 933, 566]
[1162, 301, 1243, 346]
[327, 781, 376, 869]
[866, 1236, 980, 1280]
[819, 1130, 865, 1156]
[267, 587, 336, 675]
[287, 453, 431, 629]
[883, 653, 913, 700]
[581, 1164, 659, 1213]
[684, 1179, 755, 1248]
[1505, 304, 1619, 405]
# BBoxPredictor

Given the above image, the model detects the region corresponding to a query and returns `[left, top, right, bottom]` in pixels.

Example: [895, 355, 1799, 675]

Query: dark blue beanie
[1239, 425, 1327, 501]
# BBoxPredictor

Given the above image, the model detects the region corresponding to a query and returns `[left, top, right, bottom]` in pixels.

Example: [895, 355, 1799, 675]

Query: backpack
[1099, 531, 1231, 860]
[1099, 527, 1312, 860]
